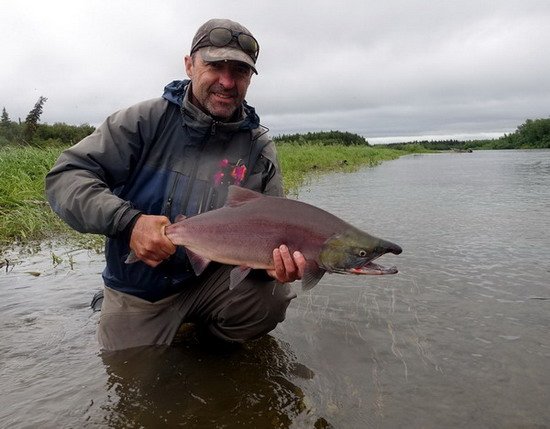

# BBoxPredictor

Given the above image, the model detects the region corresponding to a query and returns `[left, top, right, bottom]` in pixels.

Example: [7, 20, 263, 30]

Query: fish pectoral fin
[186, 249, 211, 276]
[301, 261, 325, 291]
[229, 266, 252, 290]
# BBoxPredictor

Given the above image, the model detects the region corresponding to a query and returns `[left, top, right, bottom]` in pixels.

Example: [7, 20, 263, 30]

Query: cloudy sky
[2, 0, 549, 143]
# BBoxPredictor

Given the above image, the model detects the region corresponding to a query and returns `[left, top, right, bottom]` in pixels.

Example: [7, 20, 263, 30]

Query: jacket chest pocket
[244, 154, 273, 193]
[163, 172, 216, 220]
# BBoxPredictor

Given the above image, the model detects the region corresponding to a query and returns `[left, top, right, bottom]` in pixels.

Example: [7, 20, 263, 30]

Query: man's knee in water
[207, 280, 297, 343]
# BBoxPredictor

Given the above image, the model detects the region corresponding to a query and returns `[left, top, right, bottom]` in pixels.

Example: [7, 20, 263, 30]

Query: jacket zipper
[164, 175, 180, 218]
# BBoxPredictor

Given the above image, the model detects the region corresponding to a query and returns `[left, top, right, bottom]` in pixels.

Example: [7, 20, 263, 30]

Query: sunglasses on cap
[191, 27, 260, 62]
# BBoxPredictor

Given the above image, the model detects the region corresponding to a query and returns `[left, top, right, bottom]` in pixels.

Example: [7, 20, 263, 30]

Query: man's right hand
[129, 215, 177, 267]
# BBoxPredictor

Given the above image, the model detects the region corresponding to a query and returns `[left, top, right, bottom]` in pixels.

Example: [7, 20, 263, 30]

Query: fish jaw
[349, 261, 398, 275]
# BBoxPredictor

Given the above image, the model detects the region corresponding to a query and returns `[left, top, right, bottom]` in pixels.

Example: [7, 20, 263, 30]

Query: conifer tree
[1, 107, 9, 126]
[23, 96, 47, 143]
[0, 107, 16, 142]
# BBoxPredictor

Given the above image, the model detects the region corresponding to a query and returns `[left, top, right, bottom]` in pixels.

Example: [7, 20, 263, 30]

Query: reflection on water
[1, 150, 550, 428]
[99, 336, 324, 428]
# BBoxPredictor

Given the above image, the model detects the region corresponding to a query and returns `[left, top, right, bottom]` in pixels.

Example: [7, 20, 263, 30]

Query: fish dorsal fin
[225, 185, 263, 207]
[174, 214, 187, 223]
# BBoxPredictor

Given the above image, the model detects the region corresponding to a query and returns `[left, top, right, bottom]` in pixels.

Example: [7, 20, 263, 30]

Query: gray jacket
[46, 80, 283, 301]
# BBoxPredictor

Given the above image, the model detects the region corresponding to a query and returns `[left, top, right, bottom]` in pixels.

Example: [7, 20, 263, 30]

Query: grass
[0, 145, 103, 249]
[0, 143, 416, 248]
[277, 143, 406, 193]
[0, 146, 65, 241]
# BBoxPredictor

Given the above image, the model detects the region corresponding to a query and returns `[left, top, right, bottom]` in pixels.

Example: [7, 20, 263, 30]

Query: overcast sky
[2, 0, 549, 143]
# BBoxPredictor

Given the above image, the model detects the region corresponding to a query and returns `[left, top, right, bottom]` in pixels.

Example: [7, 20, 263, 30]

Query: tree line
[384, 118, 550, 150]
[274, 130, 370, 146]
[1, 97, 95, 147]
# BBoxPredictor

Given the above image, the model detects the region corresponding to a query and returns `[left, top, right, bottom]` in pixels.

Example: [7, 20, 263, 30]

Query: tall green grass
[0, 146, 66, 244]
[0, 143, 412, 247]
[277, 143, 405, 193]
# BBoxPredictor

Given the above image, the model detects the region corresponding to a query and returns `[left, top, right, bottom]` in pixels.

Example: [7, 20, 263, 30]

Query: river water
[1, 150, 549, 428]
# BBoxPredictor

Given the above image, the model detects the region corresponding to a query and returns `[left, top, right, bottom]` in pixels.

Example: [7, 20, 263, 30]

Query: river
[1, 150, 549, 428]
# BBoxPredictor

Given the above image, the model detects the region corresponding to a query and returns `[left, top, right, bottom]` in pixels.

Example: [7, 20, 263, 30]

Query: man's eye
[235, 66, 250, 76]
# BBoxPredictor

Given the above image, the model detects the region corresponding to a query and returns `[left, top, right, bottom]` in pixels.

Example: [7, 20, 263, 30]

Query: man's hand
[129, 215, 176, 267]
[267, 245, 306, 283]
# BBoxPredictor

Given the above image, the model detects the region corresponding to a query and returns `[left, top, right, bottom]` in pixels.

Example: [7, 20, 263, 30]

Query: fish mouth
[349, 240, 402, 274]
[349, 261, 398, 275]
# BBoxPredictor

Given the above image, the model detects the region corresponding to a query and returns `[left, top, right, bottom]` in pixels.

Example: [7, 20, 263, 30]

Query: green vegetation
[275, 130, 369, 146]
[0, 120, 95, 148]
[0, 146, 103, 249]
[1, 98, 95, 147]
[277, 143, 406, 193]
[274, 130, 423, 191]
[504, 118, 550, 148]
[0, 100, 97, 245]
[0, 146, 65, 241]
[384, 118, 550, 151]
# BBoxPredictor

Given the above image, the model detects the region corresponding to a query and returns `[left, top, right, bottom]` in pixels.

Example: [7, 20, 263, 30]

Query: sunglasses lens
[209, 28, 233, 47]
[198, 27, 259, 61]
[237, 34, 259, 57]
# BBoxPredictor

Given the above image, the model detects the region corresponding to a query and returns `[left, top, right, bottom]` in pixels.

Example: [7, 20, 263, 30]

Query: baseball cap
[190, 19, 260, 74]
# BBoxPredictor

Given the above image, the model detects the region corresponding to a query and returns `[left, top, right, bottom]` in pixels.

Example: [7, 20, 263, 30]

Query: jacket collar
[162, 79, 260, 131]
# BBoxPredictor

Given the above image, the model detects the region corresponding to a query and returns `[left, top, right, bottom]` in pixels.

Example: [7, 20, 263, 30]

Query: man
[46, 18, 305, 351]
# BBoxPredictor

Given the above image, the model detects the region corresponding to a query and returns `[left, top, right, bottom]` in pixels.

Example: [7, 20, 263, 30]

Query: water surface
[1, 150, 549, 428]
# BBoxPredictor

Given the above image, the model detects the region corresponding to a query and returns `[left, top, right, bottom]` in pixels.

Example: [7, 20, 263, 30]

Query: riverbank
[0, 144, 416, 248]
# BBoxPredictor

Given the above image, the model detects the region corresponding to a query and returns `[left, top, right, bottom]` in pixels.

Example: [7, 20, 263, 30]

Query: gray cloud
[2, 0, 549, 143]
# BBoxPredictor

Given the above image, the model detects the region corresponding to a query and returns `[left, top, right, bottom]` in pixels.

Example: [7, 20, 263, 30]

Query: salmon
[164, 186, 402, 290]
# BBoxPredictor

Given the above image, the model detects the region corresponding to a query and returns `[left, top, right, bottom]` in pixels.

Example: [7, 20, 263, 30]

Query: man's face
[184, 53, 253, 121]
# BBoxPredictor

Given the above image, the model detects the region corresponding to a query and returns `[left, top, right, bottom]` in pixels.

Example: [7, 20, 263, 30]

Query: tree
[23, 96, 47, 143]
[1, 107, 9, 126]
[0, 107, 20, 144]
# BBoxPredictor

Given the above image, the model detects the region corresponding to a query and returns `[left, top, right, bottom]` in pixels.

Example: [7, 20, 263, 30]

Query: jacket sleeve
[45, 99, 164, 237]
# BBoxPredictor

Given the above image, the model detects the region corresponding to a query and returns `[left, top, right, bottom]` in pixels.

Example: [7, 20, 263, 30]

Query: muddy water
[1, 150, 549, 428]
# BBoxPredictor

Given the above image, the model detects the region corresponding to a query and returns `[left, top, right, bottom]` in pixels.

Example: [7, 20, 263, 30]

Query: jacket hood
[162, 79, 260, 130]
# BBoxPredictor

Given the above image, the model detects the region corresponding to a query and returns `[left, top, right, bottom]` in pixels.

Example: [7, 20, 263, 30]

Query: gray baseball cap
[190, 19, 260, 74]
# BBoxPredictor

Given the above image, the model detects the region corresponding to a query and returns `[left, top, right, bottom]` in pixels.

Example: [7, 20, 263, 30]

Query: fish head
[318, 229, 402, 275]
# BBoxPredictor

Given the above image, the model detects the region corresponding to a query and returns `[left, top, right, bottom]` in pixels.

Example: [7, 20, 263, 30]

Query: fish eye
[358, 250, 367, 257]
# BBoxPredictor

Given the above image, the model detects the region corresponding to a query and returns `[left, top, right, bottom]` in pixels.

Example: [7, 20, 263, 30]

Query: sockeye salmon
[148, 185, 402, 290]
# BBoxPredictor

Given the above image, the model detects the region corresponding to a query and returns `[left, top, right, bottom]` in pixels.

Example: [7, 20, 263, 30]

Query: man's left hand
[267, 245, 306, 283]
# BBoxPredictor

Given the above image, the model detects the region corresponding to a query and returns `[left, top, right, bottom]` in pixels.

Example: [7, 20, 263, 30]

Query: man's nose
[218, 67, 236, 88]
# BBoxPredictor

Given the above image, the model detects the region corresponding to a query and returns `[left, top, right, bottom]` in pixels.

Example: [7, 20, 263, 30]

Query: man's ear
[184, 55, 194, 78]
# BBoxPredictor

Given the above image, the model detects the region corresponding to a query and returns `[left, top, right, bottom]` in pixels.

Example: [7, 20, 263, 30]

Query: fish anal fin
[229, 266, 252, 289]
[225, 185, 263, 207]
[186, 248, 211, 276]
[302, 261, 325, 291]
